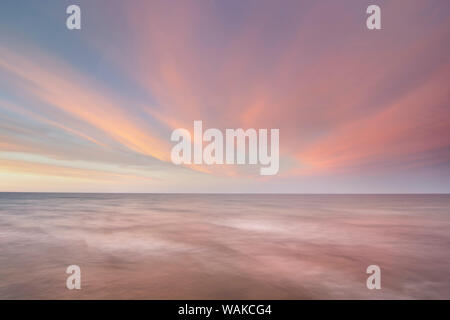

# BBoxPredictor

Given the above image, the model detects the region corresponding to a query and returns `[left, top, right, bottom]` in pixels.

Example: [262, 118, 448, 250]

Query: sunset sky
[0, 0, 449, 193]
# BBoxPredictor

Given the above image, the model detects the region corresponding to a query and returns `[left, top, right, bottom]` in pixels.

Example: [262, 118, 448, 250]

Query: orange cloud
[297, 63, 450, 174]
[0, 46, 170, 162]
[0, 159, 155, 182]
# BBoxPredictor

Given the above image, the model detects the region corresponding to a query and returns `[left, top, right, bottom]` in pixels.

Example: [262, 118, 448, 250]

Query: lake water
[0, 193, 449, 299]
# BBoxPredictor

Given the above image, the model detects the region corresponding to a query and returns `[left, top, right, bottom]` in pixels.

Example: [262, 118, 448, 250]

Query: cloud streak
[0, 0, 449, 192]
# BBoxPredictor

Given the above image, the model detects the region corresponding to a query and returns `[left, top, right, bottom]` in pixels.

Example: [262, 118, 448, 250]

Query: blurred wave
[0, 193, 449, 299]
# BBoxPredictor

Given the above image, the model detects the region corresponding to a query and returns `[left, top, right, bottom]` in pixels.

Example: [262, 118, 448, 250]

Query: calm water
[0, 193, 449, 299]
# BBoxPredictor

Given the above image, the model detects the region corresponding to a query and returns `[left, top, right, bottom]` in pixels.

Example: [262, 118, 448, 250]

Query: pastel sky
[0, 0, 449, 193]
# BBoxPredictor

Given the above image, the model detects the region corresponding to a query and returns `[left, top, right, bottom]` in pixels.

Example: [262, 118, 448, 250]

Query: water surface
[0, 193, 449, 299]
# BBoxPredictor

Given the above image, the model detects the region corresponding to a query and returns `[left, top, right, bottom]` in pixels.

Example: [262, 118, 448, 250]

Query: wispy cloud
[0, 0, 449, 192]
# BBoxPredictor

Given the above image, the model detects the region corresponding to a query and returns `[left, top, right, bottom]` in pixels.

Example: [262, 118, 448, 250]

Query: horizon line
[0, 192, 449, 195]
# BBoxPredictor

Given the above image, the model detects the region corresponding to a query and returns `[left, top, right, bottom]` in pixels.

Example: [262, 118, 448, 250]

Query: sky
[0, 0, 449, 193]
